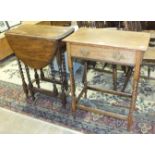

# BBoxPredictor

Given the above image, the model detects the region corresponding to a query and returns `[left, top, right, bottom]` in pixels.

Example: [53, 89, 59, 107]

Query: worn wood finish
[70, 43, 137, 66]
[64, 28, 150, 51]
[6, 25, 74, 69]
[6, 25, 74, 40]
[6, 24, 74, 107]
[65, 27, 149, 92]
[6, 35, 57, 69]
[0, 21, 50, 61]
[22, 21, 71, 27]
[64, 28, 150, 130]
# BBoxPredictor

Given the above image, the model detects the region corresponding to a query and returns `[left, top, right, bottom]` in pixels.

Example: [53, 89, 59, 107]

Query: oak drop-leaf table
[6, 24, 74, 107]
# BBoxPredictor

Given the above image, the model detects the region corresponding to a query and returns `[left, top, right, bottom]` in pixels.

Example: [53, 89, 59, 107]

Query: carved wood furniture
[6, 24, 74, 107]
[64, 28, 150, 131]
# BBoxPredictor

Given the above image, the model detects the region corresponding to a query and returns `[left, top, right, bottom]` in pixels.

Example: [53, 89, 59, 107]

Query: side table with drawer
[63, 28, 150, 131]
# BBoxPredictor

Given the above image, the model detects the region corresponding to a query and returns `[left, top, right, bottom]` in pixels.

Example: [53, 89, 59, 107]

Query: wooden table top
[63, 28, 150, 51]
[6, 24, 74, 40]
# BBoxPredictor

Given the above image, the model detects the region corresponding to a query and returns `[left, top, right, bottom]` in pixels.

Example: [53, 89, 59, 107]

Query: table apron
[70, 43, 137, 66]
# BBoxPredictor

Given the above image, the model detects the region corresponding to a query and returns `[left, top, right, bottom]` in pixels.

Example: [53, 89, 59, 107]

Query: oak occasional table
[6, 24, 74, 107]
[63, 28, 150, 131]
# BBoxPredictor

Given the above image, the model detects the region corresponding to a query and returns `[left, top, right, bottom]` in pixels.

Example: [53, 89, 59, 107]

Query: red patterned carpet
[0, 57, 155, 133]
[0, 80, 155, 134]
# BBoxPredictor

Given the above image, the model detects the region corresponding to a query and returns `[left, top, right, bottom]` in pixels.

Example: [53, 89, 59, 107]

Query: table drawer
[70, 44, 136, 65]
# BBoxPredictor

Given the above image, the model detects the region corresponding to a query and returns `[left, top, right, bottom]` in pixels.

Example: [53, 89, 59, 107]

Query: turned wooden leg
[17, 59, 29, 98]
[128, 52, 141, 131]
[34, 69, 40, 88]
[112, 64, 117, 90]
[83, 62, 88, 98]
[25, 64, 35, 101]
[69, 62, 76, 112]
[122, 67, 133, 92]
[67, 44, 76, 112]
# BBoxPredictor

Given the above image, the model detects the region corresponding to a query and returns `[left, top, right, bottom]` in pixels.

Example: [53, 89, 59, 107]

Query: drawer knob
[80, 48, 89, 57]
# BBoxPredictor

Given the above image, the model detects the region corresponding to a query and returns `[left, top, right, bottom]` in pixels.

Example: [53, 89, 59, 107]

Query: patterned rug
[0, 57, 155, 134]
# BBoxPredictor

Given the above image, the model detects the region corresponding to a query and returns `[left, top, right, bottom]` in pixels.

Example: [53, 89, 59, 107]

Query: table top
[6, 24, 74, 40]
[63, 28, 150, 51]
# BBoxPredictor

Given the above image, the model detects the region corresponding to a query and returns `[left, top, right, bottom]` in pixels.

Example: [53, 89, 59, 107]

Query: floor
[0, 107, 80, 134]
